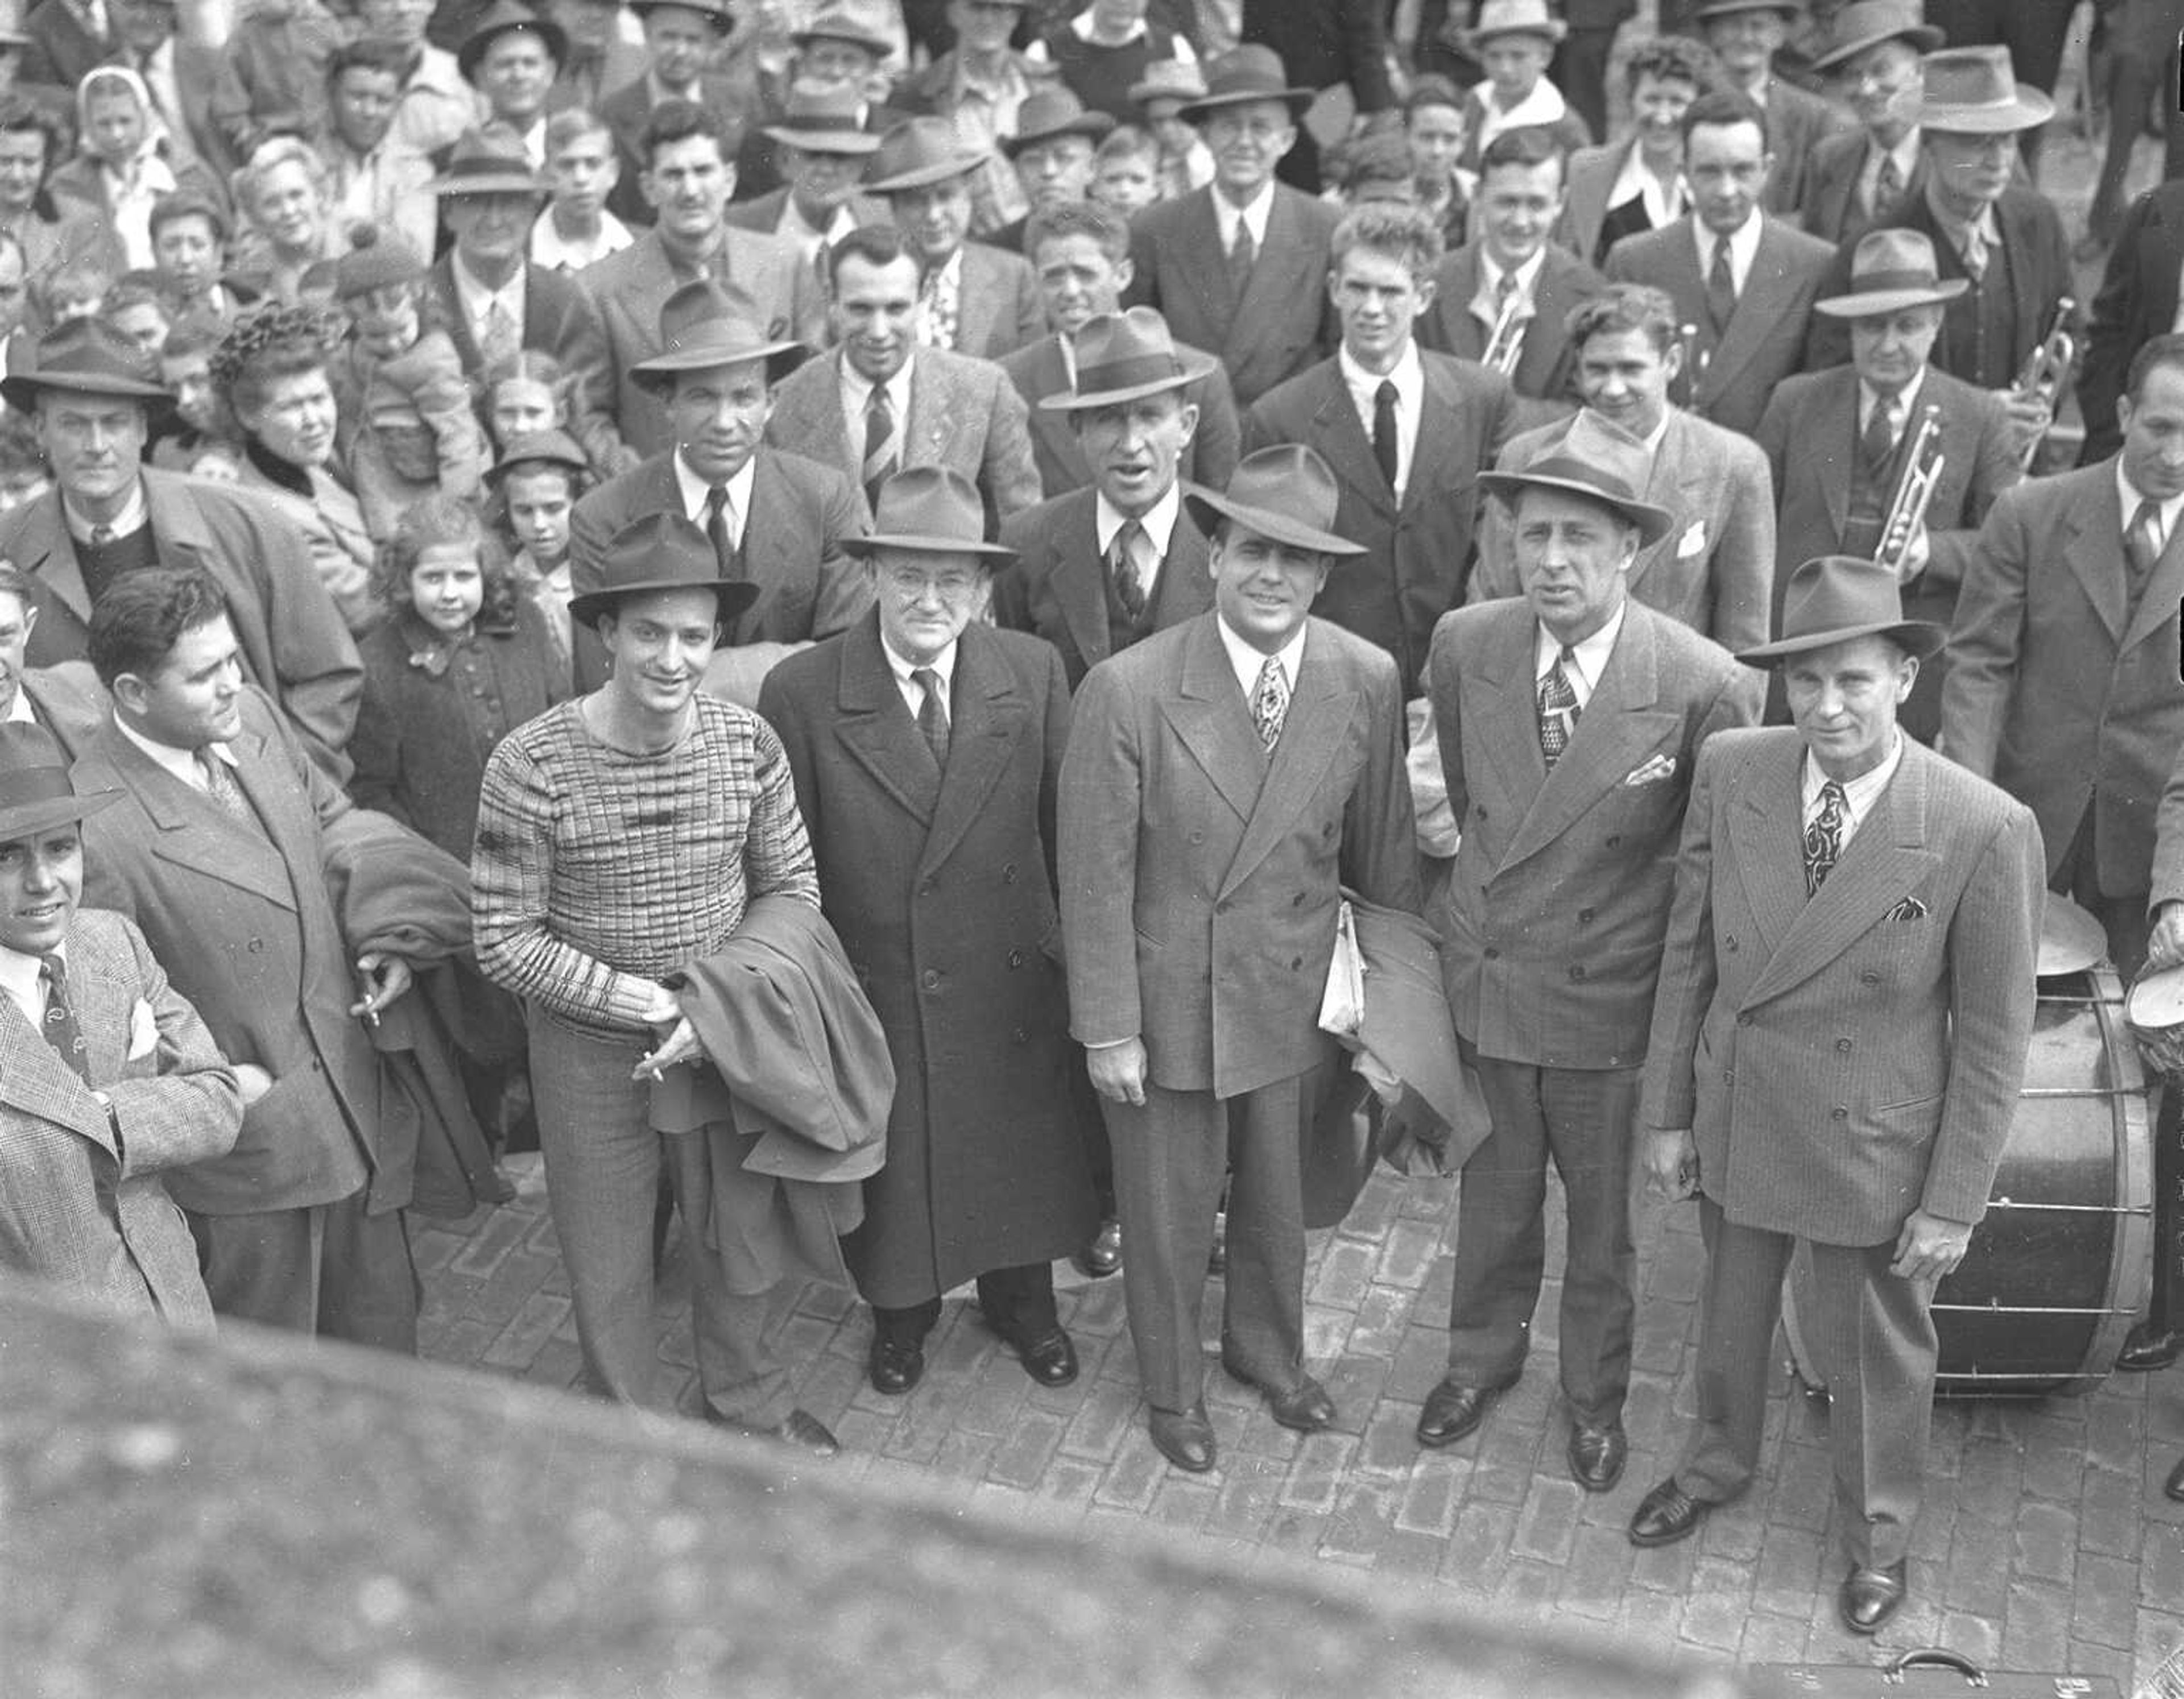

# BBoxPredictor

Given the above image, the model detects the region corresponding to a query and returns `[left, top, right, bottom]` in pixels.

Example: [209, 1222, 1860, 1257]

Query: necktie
[1250, 655, 1288, 751]
[1537, 646, 1579, 767]
[1872, 152, 1902, 218]
[704, 482, 735, 575]
[862, 384, 897, 513]
[2127, 497, 2165, 596]
[1372, 379, 1400, 492]
[918, 267, 958, 349]
[1227, 218, 1255, 303]
[1860, 395, 1898, 474]
[912, 665, 949, 766]
[1705, 237, 1736, 335]
[197, 749, 255, 825]
[38, 953, 88, 1084]
[1959, 225, 1987, 283]
[1804, 780, 1848, 894]
[482, 299, 518, 371]
[1108, 519, 1148, 623]
[89, 523, 113, 547]
[1494, 269, 1517, 312]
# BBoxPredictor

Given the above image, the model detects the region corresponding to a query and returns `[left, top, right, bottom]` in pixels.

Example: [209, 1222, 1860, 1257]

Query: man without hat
[321, 41, 442, 267]
[1058, 444, 1422, 1475]
[1417, 418, 1759, 1490]
[473, 510, 841, 1455]
[759, 467, 1097, 1397]
[596, 0, 752, 226]
[1629, 553, 2041, 1634]
[1794, 0, 1943, 247]
[1694, 0, 1854, 219]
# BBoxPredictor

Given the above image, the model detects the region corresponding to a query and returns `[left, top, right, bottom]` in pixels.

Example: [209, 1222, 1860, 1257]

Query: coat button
[1831, 1106, 1848, 1121]
[247, 938, 264, 953]
[1291, 893, 1304, 906]
[920, 969, 939, 989]
[1605, 835, 1620, 849]
[1835, 1038, 1852, 1052]
[1476, 806, 1488, 821]
[1008, 950, 1024, 968]
[1289, 955, 1302, 970]
[1578, 907, 1594, 923]
[1002, 864, 1017, 882]
[1189, 831, 1204, 844]
[1737, 1013, 1752, 1026]
[1483, 946, 1499, 959]
[1725, 936, 1738, 952]
[1722, 1070, 1733, 1085]
[1859, 970, 1881, 986]
[1569, 964, 1586, 981]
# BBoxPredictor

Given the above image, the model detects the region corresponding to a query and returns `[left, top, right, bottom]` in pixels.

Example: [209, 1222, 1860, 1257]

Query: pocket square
[1623, 753, 1677, 786]
[1676, 520, 1707, 558]
[1886, 897, 1929, 922]
[126, 997, 157, 1061]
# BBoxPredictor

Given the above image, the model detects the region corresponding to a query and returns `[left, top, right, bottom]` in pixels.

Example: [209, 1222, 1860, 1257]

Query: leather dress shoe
[1416, 1378, 1499, 1448]
[1074, 1216, 1123, 1279]
[1012, 1327, 1080, 1388]
[711, 1408, 841, 1459]
[868, 1335, 925, 1395]
[2166, 1453, 2184, 1502]
[1838, 1561, 1908, 1635]
[1265, 1375, 1338, 1433]
[1567, 1422, 1628, 1493]
[1627, 1478, 1710, 1547]
[1147, 1402, 1216, 1473]
[2118, 1323, 2183, 1372]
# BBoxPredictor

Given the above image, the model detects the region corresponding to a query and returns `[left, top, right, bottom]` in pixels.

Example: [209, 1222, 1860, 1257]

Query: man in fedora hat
[1757, 227, 2020, 741]
[864, 115, 1044, 360]
[570, 277, 870, 705]
[1794, 0, 1944, 247]
[1418, 405, 1758, 1489]
[759, 466, 1097, 1397]
[727, 7, 909, 203]
[1123, 44, 1342, 408]
[723, 80, 890, 262]
[474, 510, 841, 1456]
[597, 0, 750, 225]
[1237, 0, 1394, 194]
[1630, 553, 2041, 1634]
[1058, 443, 1422, 1475]
[1694, 0, 1854, 219]
[460, 0, 566, 168]
[0, 315, 363, 780]
[1246, 201, 1515, 697]
[580, 100, 824, 461]
[982, 85, 1112, 254]
[0, 719, 242, 1329]
[890, 0, 1051, 234]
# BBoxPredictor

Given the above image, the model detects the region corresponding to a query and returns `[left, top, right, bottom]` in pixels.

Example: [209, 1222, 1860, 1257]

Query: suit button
[1831, 1106, 1848, 1121]
[1008, 950, 1025, 968]
[1215, 900, 1231, 914]
[1476, 807, 1488, 821]
[247, 938, 263, 953]
[920, 969, 939, 990]
[1569, 964, 1586, 981]
[1012, 1027, 1027, 1044]
[1605, 835, 1621, 849]
[1483, 946, 1500, 959]
[919, 880, 935, 896]
[311, 1059, 324, 1072]
[1289, 955, 1302, 970]
[1002, 864, 1017, 883]
[1189, 831, 1204, 844]
[1292, 893, 1304, 906]
[1725, 936, 1738, 952]
[1578, 907, 1595, 923]
[1722, 1070, 1733, 1085]
[1737, 1013, 1752, 1026]
[1835, 1038, 1852, 1052]
[1859, 970, 1881, 986]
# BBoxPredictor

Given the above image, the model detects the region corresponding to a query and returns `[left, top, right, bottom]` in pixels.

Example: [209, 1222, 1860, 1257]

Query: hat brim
[1003, 114, 1116, 158]
[1810, 20, 1945, 71]
[1813, 278, 1969, 316]
[631, 339, 808, 391]
[868, 151, 990, 192]
[762, 123, 883, 154]
[628, 0, 733, 30]
[789, 26, 894, 57]
[1182, 481, 1367, 557]
[1454, 19, 1568, 51]
[1694, 0, 1797, 16]
[569, 577, 762, 627]
[1734, 618, 1946, 664]
[1127, 78, 1206, 106]
[842, 531, 1017, 561]
[1039, 346, 1219, 411]
[0, 370, 168, 410]
[1177, 86, 1317, 124]
[1919, 86, 2057, 132]
[0, 787, 121, 841]
[428, 169, 552, 197]
[1475, 467, 1677, 548]
[457, 16, 568, 82]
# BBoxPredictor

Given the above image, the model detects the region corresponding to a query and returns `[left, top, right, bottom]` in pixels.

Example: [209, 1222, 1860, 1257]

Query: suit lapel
[1219, 624, 1359, 899]
[2123, 498, 2184, 655]
[1818, 368, 1856, 536]
[1308, 366, 1395, 518]
[1159, 615, 1265, 824]
[1232, 190, 1312, 348]
[1726, 741, 1810, 962]
[1403, 358, 1469, 519]
[1173, 192, 1234, 343]
[1706, 222, 1794, 399]
[1050, 495, 1114, 673]
[0, 1000, 111, 1150]
[1631, 413, 1706, 590]
[907, 356, 959, 469]
[1148, 513, 1213, 626]
[921, 626, 1027, 875]
[2063, 474, 2127, 642]
[1021, 339, 1086, 487]
[956, 247, 999, 358]
[1469, 603, 1550, 825]
[739, 454, 796, 642]
[128, 729, 301, 912]
[1438, 247, 1486, 360]
[834, 615, 940, 825]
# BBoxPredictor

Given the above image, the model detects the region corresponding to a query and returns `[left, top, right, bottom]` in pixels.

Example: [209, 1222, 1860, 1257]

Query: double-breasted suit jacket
[1243, 351, 1517, 694]
[1471, 407, 1777, 657]
[1430, 598, 1761, 1068]
[1941, 460, 2184, 896]
[998, 331, 1242, 499]
[1640, 728, 2042, 1244]
[0, 907, 242, 1329]
[1605, 215, 1835, 437]
[1420, 240, 1606, 432]
[992, 486, 1214, 690]
[757, 615, 1097, 1307]
[764, 346, 1045, 524]
[1123, 184, 1343, 408]
[2078, 180, 2184, 464]
[1794, 129, 1933, 249]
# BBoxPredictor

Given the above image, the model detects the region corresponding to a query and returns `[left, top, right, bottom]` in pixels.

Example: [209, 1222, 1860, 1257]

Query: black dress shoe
[1074, 1216, 1122, 1279]
[1628, 1478, 1710, 1547]
[1567, 1422, 1627, 1493]
[868, 1335, 925, 1395]
[1416, 1378, 1498, 1448]
[1265, 1375, 1337, 1433]
[2118, 1323, 2183, 1372]
[1147, 1402, 1216, 1473]
[712, 1408, 841, 1458]
[2166, 1454, 2184, 1502]
[1012, 1327, 1079, 1387]
[1838, 1561, 1908, 1635]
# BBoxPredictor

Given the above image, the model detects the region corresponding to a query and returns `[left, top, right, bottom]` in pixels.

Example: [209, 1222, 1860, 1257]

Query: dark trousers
[872, 1262, 1058, 1346]
[188, 1190, 419, 1353]
[2051, 809, 2151, 980]
[1550, 27, 1619, 146]
[1446, 1053, 1639, 1428]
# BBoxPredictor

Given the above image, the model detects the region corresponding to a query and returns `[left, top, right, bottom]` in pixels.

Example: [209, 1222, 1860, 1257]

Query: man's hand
[633, 1016, 701, 1081]
[232, 1063, 274, 1106]
[350, 952, 413, 1024]
[1087, 1037, 1148, 1107]
[1892, 521, 1931, 583]
[636, 983, 683, 1027]
[2148, 901, 2184, 973]
[1996, 386, 2053, 459]
[1643, 1127, 1699, 1201]
[1891, 1208, 1973, 1282]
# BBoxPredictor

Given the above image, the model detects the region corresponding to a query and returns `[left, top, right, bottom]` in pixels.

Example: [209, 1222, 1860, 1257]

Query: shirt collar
[1801, 730, 1903, 823]
[451, 250, 524, 316]
[113, 713, 236, 789]
[2117, 458, 2184, 538]
[839, 351, 912, 419]
[1211, 178, 1276, 245]
[1533, 600, 1625, 691]
[1215, 610, 1308, 704]
[1859, 368, 1925, 426]
[1479, 244, 1547, 299]
[1095, 481, 1181, 557]
[62, 477, 148, 545]
[673, 450, 756, 523]
[879, 631, 957, 693]
[1690, 209, 1763, 285]
[3, 687, 31, 724]
[1338, 338, 1423, 417]
[1923, 180, 2000, 247]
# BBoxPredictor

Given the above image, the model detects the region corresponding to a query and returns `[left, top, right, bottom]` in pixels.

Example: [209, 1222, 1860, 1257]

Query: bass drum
[1784, 965, 2153, 1397]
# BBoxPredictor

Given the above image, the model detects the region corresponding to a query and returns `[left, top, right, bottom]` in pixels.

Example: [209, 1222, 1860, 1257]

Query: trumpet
[2012, 294, 2077, 472]
[1482, 286, 1532, 378]
[1675, 321, 1711, 415]
[1876, 401, 1945, 577]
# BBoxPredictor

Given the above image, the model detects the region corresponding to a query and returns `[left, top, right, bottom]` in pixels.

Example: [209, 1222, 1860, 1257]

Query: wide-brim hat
[1039, 307, 1215, 411]
[763, 81, 883, 155]
[631, 279, 807, 390]
[1128, 59, 1207, 109]
[1693, 0, 1800, 22]
[428, 129, 552, 197]
[789, 6, 894, 60]
[1813, 226, 1968, 317]
[842, 466, 1016, 560]
[865, 115, 987, 192]
[1003, 87, 1115, 158]
[627, 0, 733, 32]
[457, 0, 567, 84]
[568, 511, 760, 627]
[1734, 554, 1945, 663]
[1, 316, 168, 411]
[1178, 44, 1316, 124]
[1809, 0, 1943, 72]
[0, 723, 119, 840]
[1184, 445, 1367, 558]
[487, 426, 589, 485]
[1917, 45, 2055, 133]
[1456, 0, 1568, 52]
[1476, 411, 1676, 546]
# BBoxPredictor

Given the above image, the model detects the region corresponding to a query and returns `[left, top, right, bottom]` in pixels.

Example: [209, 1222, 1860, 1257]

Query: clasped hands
[632, 983, 701, 1083]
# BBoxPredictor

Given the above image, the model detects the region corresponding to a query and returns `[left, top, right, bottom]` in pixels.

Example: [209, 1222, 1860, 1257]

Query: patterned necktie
[1804, 780, 1848, 895]
[1871, 153, 1902, 218]
[862, 384, 897, 513]
[2127, 497, 2165, 596]
[481, 298, 519, 372]
[1372, 379, 1400, 492]
[912, 665, 949, 767]
[918, 266, 958, 349]
[1861, 395, 1898, 474]
[1705, 237, 1736, 335]
[197, 748, 256, 826]
[1537, 645, 1579, 767]
[1227, 218, 1256, 303]
[1251, 654, 1288, 751]
[1109, 519, 1148, 622]
[38, 952, 89, 1083]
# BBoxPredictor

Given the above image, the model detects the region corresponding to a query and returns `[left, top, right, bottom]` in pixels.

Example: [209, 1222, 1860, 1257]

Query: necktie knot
[1537, 645, 1580, 767]
[1494, 269, 1517, 306]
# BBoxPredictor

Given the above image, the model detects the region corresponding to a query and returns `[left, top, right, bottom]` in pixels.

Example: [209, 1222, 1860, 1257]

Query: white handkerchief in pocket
[1623, 753, 1678, 786]
[126, 997, 157, 1062]
[1676, 520, 1707, 558]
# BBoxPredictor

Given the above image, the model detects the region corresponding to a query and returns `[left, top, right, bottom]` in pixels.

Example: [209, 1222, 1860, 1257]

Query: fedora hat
[568, 511, 760, 627]
[1, 316, 168, 411]
[1735, 554, 1945, 664]
[1813, 227, 1967, 317]
[457, 0, 566, 84]
[1476, 411, 1677, 546]
[627, 0, 733, 32]
[843, 466, 1016, 560]
[1004, 86, 1115, 158]
[1177, 44, 1316, 123]
[762, 80, 883, 155]
[0, 722, 119, 842]
[1128, 58, 1207, 109]
[487, 426, 588, 486]
[427, 127, 553, 197]
[1692, 0, 1799, 20]
[866, 115, 988, 192]
[1457, 0, 1568, 52]
[632, 279, 806, 391]
[1917, 45, 2055, 134]
[1184, 445, 1367, 558]
[790, 5, 894, 60]
[1809, 0, 1942, 72]
[1039, 308, 1215, 411]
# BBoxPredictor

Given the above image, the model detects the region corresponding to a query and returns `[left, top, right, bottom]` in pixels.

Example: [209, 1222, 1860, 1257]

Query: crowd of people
[3, 0, 2184, 1647]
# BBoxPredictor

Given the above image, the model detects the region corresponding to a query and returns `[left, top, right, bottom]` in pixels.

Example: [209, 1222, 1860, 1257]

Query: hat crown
[1072, 307, 1188, 393]
[1777, 554, 1914, 645]
[779, 80, 866, 127]
[1198, 43, 1296, 102]
[573, 511, 722, 606]
[1847, 226, 1942, 287]
[24, 316, 160, 393]
[1823, 0, 1930, 48]
[1017, 85, 1099, 131]
[871, 115, 981, 183]
[1921, 44, 2020, 109]
[793, 5, 891, 53]
[1131, 59, 1206, 101]
[656, 278, 771, 360]
[867, 466, 987, 551]
[1472, 0, 1560, 34]
[492, 426, 588, 478]
[465, 0, 559, 48]
[1521, 411, 1652, 508]
[1219, 444, 1342, 536]
[0, 719, 108, 840]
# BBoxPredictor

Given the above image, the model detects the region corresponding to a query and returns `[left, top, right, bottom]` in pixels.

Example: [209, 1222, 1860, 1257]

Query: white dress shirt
[1606, 144, 1687, 231]
[880, 631, 957, 723]
[1339, 339, 1424, 499]
[1475, 244, 1548, 322]
[63, 478, 148, 545]
[1691, 209, 1765, 300]
[1533, 602, 1625, 711]
[2117, 459, 2184, 553]
[1857, 127, 1921, 215]
[1801, 731, 1903, 853]
[675, 451, 755, 549]
[530, 207, 633, 271]
[1215, 611, 1307, 708]
[1095, 483, 1181, 603]
[1210, 178, 1276, 256]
